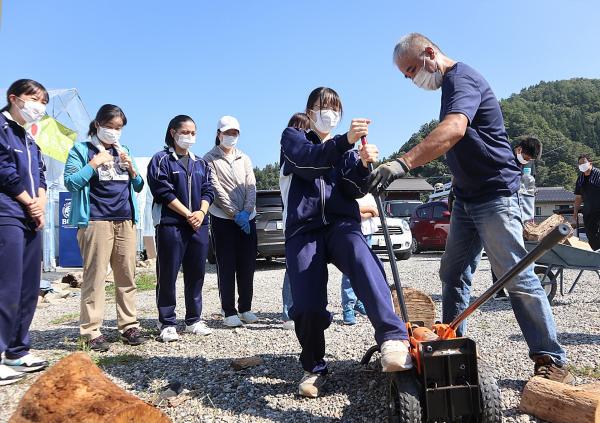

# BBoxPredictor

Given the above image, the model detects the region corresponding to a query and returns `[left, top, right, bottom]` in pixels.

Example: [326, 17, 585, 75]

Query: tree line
[254, 78, 600, 190]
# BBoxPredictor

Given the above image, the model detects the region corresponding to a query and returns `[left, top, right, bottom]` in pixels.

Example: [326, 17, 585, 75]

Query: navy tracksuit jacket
[147, 147, 214, 326]
[280, 128, 407, 373]
[0, 112, 46, 358]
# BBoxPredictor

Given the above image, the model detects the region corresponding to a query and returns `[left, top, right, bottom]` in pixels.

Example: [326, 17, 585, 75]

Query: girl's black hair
[2, 79, 49, 112]
[287, 112, 310, 130]
[165, 115, 195, 148]
[305, 87, 343, 118]
[88, 104, 127, 137]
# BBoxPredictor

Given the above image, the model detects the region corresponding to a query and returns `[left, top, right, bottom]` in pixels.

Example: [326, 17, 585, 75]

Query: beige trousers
[77, 220, 139, 339]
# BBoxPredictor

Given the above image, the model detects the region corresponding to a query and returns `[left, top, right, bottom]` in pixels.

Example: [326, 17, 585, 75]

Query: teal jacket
[64, 141, 144, 228]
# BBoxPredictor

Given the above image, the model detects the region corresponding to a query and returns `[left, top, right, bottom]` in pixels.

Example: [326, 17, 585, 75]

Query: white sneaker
[223, 315, 243, 327]
[282, 320, 295, 330]
[160, 326, 179, 342]
[2, 353, 48, 373]
[298, 371, 327, 398]
[185, 321, 212, 336]
[0, 364, 25, 386]
[239, 311, 258, 323]
[380, 340, 413, 372]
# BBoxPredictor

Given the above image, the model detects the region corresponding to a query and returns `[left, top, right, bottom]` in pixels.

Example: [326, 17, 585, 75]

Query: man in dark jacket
[574, 154, 600, 250]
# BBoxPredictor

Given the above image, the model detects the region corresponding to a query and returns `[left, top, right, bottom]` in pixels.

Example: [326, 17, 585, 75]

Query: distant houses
[534, 186, 576, 224]
[384, 177, 434, 201]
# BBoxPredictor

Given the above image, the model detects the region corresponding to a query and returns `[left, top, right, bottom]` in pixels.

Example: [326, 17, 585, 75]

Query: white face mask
[221, 135, 238, 148]
[311, 109, 340, 134]
[17, 98, 46, 123]
[97, 126, 121, 145]
[579, 162, 591, 172]
[412, 55, 443, 91]
[175, 134, 196, 150]
[516, 153, 529, 165]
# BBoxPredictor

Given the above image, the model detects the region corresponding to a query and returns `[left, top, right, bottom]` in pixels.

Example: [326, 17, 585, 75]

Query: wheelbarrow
[525, 240, 600, 303]
[361, 138, 572, 422]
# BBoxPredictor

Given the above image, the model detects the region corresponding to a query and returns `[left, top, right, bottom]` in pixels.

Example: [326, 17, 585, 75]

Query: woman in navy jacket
[0, 79, 49, 385]
[280, 87, 412, 398]
[147, 115, 215, 343]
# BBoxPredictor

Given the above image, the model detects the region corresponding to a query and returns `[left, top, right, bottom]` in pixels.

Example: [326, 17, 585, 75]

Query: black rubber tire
[388, 370, 423, 423]
[396, 251, 412, 261]
[476, 365, 502, 423]
[534, 265, 557, 305]
[411, 237, 421, 254]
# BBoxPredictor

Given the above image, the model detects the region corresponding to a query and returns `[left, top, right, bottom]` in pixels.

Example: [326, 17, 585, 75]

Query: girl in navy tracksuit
[147, 115, 215, 343]
[0, 79, 49, 385]
[280, 87, 411, 398]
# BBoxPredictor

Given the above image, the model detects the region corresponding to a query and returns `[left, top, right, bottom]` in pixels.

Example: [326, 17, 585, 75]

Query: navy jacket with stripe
[279, 127, 370, 240]
[147, 147, 214, 227]
[0, 112, 46, 227]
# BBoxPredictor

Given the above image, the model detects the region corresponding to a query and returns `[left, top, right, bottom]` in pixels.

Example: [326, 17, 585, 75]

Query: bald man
[369, 33, 572, 383]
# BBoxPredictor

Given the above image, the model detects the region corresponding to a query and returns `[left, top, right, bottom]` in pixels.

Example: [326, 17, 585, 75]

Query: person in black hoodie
[147, 115, 215, 343]
[280, 87, 411, 398]
[0, 79, 49, 384]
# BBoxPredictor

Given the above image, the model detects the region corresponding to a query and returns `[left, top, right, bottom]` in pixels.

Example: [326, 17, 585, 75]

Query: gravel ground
[1, 253, 599, 422]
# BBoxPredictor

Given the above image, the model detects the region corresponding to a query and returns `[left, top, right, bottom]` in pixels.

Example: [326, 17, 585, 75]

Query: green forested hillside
[254, 78, 600, 190]
[388, 78, 600, 189]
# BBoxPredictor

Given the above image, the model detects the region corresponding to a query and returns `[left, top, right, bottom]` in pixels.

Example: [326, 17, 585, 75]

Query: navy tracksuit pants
[156, 224, 209, 327]
[286, 220, 408, 374]
[211, 215, 257, 317]
[0, 224, 41, 359]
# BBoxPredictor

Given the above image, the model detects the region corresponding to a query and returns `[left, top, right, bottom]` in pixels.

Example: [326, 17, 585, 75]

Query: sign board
[58, 192, 83, 267]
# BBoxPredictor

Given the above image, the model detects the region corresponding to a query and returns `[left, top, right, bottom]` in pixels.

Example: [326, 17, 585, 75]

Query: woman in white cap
[204, 116, 258, 327]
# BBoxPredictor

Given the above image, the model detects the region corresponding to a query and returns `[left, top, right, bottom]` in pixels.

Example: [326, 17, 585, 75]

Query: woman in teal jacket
[64, 104, 146, 352]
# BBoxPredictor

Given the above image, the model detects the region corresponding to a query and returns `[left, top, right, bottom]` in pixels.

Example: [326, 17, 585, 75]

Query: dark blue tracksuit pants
[156, 224, 209, 327]
[0, 224, 41, 359]
[286, 220, 408, 374]
[211, 215, 257, 317]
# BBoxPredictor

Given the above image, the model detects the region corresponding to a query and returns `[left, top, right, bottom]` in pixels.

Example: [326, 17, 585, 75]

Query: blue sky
[2, 0, 599, 167]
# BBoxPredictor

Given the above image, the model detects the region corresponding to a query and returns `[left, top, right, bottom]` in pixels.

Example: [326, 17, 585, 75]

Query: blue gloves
[234, 210, 251, 235]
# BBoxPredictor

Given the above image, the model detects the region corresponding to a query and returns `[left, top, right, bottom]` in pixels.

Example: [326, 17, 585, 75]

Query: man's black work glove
[368, 159, 409, 194]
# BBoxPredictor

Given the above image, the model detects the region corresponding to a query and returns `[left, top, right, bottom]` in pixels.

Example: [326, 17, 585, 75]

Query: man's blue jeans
[341, 235, 372, 312]
[440, 193, 566, 364]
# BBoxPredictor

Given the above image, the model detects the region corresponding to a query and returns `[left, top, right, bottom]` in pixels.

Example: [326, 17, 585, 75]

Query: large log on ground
[519, 376, 600, 423]
[10, 352, 170, 423]
[391, 287, 436, 328]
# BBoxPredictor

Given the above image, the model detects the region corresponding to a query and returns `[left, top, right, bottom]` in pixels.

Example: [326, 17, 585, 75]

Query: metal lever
[361, 136, 410, 323]
[449, 223, 571, 331]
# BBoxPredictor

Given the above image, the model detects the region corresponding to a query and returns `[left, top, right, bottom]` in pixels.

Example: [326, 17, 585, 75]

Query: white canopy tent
[42, 89, 91, 270]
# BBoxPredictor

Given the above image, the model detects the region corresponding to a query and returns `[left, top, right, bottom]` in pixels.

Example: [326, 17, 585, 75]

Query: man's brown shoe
[533, 355, 574, 384]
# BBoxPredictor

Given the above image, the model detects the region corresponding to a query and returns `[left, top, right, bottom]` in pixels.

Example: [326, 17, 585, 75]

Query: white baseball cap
[217, 115, 240, 133]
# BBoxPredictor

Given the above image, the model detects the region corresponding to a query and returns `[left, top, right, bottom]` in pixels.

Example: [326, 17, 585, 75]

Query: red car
[410, 201, 451, 253]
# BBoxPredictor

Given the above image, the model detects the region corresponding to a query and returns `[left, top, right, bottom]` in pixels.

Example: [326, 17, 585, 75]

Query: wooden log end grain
[9, 352, 170, 423]
[390, 286, 436, 328]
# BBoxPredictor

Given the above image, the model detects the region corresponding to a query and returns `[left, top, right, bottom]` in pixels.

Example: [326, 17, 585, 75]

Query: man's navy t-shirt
[440, 62, 521, 202]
